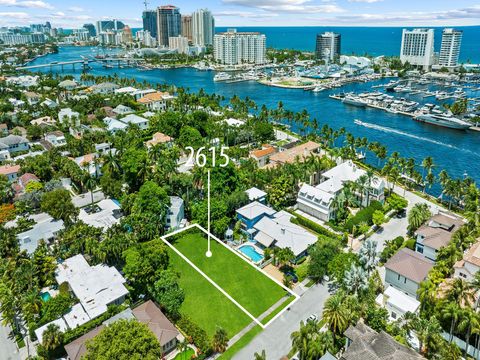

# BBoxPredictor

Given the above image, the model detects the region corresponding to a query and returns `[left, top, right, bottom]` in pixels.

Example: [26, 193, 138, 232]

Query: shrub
[289, 212, 341, 240]
[385, 193, 408, 212]
[404, 238, 416, 250]
[37, 294, 75, 328]
[345, 201, 383, 233]
[58, 282, 70, 296]
[177, 316, 211, 355]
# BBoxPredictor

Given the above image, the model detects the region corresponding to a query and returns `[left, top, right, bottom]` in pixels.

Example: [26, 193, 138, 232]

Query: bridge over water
[16, 57, 145, 71]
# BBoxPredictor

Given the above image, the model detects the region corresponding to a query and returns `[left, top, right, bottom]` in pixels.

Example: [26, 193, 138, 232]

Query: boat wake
[354, 119, 480, 157]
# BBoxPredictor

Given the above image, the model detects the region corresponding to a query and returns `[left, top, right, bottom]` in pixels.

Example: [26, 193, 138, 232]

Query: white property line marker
[205, 169, 212, 258]
[161, 224, 301, 329]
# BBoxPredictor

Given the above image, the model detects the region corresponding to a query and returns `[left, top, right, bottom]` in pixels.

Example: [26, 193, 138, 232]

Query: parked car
[306, 314, 318, 323]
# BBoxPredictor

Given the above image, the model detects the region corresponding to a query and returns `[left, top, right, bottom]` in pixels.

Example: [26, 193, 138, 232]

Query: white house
[166, 196, 185, 230]
[454, 237, 480, 281]
[103, 117, 128, 134]
[58, 108, 80, 126]
[245, 187, 267, 203]
[137, 91, 173, 111]
[112, 104, 133, 116]
[89, 82, 119, 94]
[78, 199, 123, 230]
[375, 286, 420, 321]
[119, 114, 149, 130]
[17, 213, 64, 254]
[44, 131, 66, 147]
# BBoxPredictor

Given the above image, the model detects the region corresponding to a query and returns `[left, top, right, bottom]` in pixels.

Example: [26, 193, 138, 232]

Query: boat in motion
[414, 114, 471, 130]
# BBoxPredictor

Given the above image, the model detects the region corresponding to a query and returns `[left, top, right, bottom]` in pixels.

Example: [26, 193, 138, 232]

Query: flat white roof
[376, 286, 420, 314]
[245, 187, 267, 201]
[78, 199, 121, 230]
[63, 303, 90, 329]
[236, 201, 276, 220]
[120, 114, 149, 125]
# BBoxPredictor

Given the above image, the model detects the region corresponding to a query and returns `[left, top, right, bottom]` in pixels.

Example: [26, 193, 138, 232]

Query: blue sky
[1, 0, 480, 28]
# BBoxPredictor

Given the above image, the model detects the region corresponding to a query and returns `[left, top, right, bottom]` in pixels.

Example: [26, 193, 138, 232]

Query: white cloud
[68, 6, 85, 12]
[348, 0, 383, 3]
[0, 0, 53, 9]
[221, 0, 344, 13]
[0, 11, 29, 19]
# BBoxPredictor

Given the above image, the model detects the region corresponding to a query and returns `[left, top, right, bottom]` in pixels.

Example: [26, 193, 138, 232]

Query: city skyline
[0, 0, 480, 28]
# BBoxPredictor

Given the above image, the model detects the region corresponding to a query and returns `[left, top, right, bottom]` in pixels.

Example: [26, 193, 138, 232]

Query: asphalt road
[0, 319, 20, 360]
[233, 283, 331, 360]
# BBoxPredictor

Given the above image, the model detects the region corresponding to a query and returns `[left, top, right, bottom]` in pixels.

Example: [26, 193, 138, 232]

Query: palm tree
[83, 174, 97, 206]
[442, 302, 461, 342]
[458, 308, 479, 355]
[407, 203, 431, 233]
[322, 292, 349, 337]
[417, 278, 437, 312]
[42, 323, 64, 352]
[212, 326, 229, 353]
[447, 278, 475, 307]
[358, 238, 378, 274]
[410, 315, 442, 356]
[344, 264, 368, 295]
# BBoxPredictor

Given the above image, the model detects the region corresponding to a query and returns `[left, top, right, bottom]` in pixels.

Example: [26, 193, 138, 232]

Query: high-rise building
[439, 28, 462, 68]
[169, 36, 189, 54]
[156, 5, 181, 47]
[315, 32, 341, 62]
[73, 29, 90, 42]
[83, 23, 96, 37]
[214, 29, 266, 65]
[192, 9, 214, 46]
[96, 20, 125, 35]
[181, 15, 192, 42]
[400, 28, 435, 70]
[142, 10, 158, 40]
[122, 26, 133, 44]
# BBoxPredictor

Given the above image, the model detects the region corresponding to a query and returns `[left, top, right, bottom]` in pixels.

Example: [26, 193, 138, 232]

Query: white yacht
[414, 114, 471, 130]
[213, 72, 231, 82]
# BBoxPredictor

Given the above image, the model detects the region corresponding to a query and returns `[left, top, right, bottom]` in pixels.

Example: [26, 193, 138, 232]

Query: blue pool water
[238, 245, 264, 263]
[40, 292, 51, 302]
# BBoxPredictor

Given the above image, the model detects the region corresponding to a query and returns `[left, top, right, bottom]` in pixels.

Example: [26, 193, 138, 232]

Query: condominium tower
[214, 29, 266, 65]
[192, 9, 215, 46]
[142, 10, 158, 40]
[156, 5, 181, 47]
[400, 28, 435, 70]
[181, 15, 193, 42]
[439, 28, 462, 68]
[315, 32, 341, 62]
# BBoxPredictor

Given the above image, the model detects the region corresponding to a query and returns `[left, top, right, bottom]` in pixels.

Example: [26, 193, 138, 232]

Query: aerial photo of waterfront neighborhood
[1, 0, 480, 359]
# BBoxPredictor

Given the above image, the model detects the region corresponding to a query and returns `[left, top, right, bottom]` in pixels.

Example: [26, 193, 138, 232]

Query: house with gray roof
[0, 134, 29, 154]
[342, 320, 424, 360]
[384, 248, 434, 299]
[90, 82, 119, 94]
[17, 213, 64, 254]
[119, 114, 149, 130]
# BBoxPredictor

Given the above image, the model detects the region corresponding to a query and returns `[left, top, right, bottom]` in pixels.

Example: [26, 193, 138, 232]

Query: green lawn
[173, 348, 195, 360]
[168, 231, 289, 319]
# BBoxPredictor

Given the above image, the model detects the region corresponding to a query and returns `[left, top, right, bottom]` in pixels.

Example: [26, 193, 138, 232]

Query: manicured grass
[168, 247, 252, 338]
[169, 231, 289, 318]
[218, 325, 263, 360]
[173, 348, 195, 360]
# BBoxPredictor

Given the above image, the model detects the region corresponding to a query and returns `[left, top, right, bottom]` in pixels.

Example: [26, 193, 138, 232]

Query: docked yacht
[213, 72, 231, 82]
[414, 114, 471, 130]
[342, 95, 366, 107]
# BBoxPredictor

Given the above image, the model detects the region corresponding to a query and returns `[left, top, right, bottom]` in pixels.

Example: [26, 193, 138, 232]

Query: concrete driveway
[233, 283, 331, 360]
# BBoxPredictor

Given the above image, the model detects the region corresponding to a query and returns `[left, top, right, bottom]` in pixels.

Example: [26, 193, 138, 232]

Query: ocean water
[215, 26, 480, 63]
[27, 46, 480, 194]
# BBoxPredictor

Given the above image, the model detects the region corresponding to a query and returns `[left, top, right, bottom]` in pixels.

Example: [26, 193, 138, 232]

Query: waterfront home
[245, 187, 267, 203]
[0, 164, 21, 182]
[58, 108, 80, 126]
[119, 114, 149, 130]
[137, 91, 173, 111]
[114, 86, 138, 95]
[297, 160, 385, 222]
[342, 320, 424, 360]
[166, 196, 185, 230]
[17, 213, 64, 254]
[112, 104, 133, 116]
[236, 201, 276, 231]
[103, 117, 128, 134]
[249, 144, 277, 167]
[384, 248, 434, 299]
[58, 79, 78, 91]
[89, 82, 120, 94]
[44, 131, 66, 148]
[0, 134, 29, 154]
[454, 237, 480, 281]
[24, 91, 40, 105]
[266, 141, 322, 169]
[55, 254, 129, 319]
[415, 212, 464, 261]
[375, 286, 420, 322]
[145, 132, 173, 148]
[78, 199, 123, 230]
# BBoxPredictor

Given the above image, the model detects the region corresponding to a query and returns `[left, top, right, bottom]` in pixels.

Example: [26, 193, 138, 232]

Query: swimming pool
[40, 292, 51, 302]
[238, 245, 264, 263]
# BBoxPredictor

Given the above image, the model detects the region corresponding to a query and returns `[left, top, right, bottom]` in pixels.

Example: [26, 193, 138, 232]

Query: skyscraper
[439, 28, 462, 68]
[96, 20, 125, 35]
[142, 10, 158, 40]
[156, 5, 181, 47]
[192, 9, 215, 46]
[214, 29, 266, 65]
[83, 23, 96, 37]
[315, 32, 341, 62]
[400, 28, 435, 70]
[181, 15, 192, 42]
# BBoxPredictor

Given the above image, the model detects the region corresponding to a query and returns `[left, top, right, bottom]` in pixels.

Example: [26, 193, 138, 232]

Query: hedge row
[345, 201, 383, 232]
[177, 316, 212, 356]
[289, 212, 341, 240]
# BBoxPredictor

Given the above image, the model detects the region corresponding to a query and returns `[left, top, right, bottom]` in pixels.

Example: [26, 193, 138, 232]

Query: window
[391, 312, 397, 319]
[397, 274, 401, 281]
[404, 277, 407, 284]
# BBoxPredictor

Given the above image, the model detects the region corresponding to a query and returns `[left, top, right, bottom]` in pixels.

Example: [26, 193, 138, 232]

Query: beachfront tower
[143, 10, 158, 40]
[181, 15, 193, 42]
[315, 32, 341, 63]
[439, 28, 462, 68]
[400, 28, 435, 70]
[192, 9, 215, 47]
[156, 5, 181, 47]
[214, 29, 266, 65]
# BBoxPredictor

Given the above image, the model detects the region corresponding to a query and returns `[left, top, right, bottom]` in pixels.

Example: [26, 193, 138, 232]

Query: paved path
[0, 318, 20, 360]
[233, 283, 330, 360]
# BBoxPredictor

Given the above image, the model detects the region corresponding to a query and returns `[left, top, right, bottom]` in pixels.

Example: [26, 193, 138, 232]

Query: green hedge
[345, 201, 383, 233]
[177, 316, 212, 355]
[289, 212, 340, 240]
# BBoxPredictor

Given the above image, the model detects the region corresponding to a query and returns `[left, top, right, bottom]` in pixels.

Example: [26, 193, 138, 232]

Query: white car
[306, 314, 318, 322]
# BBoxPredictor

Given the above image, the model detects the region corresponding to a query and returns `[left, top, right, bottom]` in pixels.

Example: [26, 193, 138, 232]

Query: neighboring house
[11, 126, 27, 137]
[267, 141, 322, 169]
[44, 131, 66, 147]
[137, 91, 172, 111]
[375, 286, 420, 321]
[12, 173, 40, 197]
[17, 213, 64, 254]
[24, 91, 40, 105]
[245, 187, 267, 203]
[74, 153, 101, 177]
[90, 82, 120, 94]
[41, 98, 58, 108]
[297, 160, 385, 222]
[384, 248, 434, 299]
[58, 108, 80, 126]
[55, 254, 129, 319]
[95, 142, 113, 155]
[454, 237, 480, 281]
[0, 123, 8, 136]
[59, 79, 78, 91]
[0, 134, 30, 154]
[112, 104, 133, 116]
[415, 212, 464, 261]
[114, 86, 138, 95]
[35, 318, 68, 345]
[0, 149, 10, 161]
[145, 132, 173, 148]
[120, 114, 149, 130]
[236, 201, 276, 231]
[166, 196, 185, 230]
[30, 116, 56, 127]
[249, 144, 277, 167]
[78, 199, 123, 230]
[103, 117, 128, 134]
[342, 320, 424, 360]
[0, 164, 21, 182]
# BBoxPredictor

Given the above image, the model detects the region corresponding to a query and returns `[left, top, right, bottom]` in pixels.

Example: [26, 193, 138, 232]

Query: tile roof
[268, 141, 321, 165]
[385, 248, 434, 283]
[0, 164, 21, 176]
[146, 132, 173, 147]
[249, 144, 276, 159]
[137, 91, 170, 104]
[455, 237, 480, 268]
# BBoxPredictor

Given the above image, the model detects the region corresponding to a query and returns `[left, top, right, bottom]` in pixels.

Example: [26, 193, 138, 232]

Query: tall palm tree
[458, 308, 479, 355]
[344, 264, 368, 295]
[42, 323, 64, 352]
[83, 174, 97, 206]
[322, 292, 349, 337]
[407, 203, 431, 233]
[441, 302, 461, 342]
[358, 238, 378, 274]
